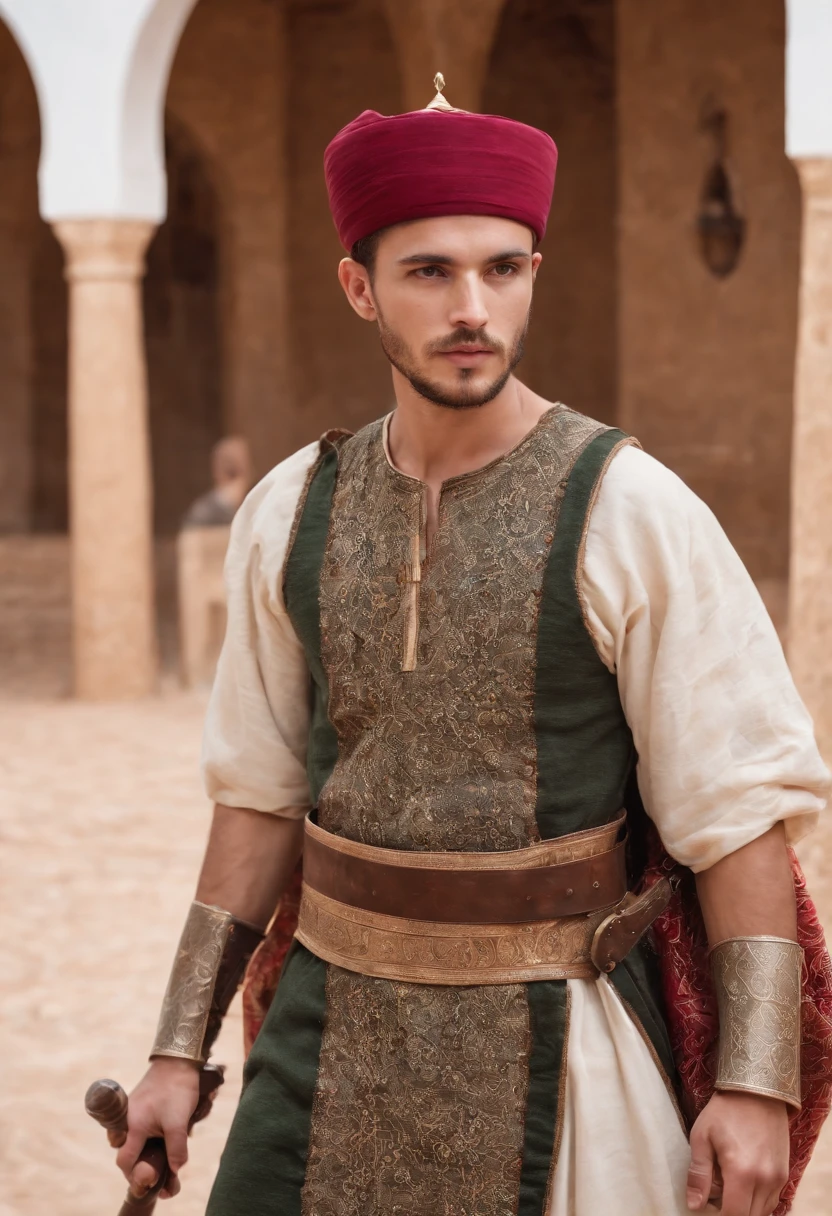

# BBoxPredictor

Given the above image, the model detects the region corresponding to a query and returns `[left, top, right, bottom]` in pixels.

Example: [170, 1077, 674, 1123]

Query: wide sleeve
[201, 441, 320, 817]
[580, 444, 830, 871]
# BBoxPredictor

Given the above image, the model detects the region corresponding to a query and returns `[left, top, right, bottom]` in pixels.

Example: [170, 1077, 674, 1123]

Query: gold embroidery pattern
[318, 406, 605, 853]
[303, 407, 607, 1215]
[301, 967, 531, 1216]
[711, 936, 803, 1109]
[297, 885, 610, 984]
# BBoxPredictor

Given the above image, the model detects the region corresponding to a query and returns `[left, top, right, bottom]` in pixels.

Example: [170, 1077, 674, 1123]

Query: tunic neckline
[381, 402, 564, 492]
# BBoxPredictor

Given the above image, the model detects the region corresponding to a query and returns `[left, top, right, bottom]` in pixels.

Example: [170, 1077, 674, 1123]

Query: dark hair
[350, 228, 386, 278]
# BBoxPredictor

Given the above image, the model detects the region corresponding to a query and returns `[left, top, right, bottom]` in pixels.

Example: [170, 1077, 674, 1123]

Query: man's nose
[448, 274, 489, 332]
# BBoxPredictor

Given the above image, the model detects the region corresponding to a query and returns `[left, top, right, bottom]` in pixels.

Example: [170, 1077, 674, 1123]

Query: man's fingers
[162, 1120, 189, 1174]
[107, 1128, 127, 1149]
[719, 1162, 755, 1216]
[687, 1130, 716, 1212]
[129, 1159, 160, 1198]
[750, 1171, 788, 1216]
[115, 1126, 149, 1179]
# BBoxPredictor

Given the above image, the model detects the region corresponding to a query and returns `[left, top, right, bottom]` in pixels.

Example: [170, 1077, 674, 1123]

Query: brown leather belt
[295, 814, 671, 985]
[302, 812, 628, 922]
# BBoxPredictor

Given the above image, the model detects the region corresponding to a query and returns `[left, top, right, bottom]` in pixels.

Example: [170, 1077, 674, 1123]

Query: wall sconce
[697, 106, 746, 279]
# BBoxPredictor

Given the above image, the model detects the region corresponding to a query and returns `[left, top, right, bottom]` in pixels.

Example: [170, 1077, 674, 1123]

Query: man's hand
[114, 1057, 201, 1200]
[686, 1091, 789, 1216]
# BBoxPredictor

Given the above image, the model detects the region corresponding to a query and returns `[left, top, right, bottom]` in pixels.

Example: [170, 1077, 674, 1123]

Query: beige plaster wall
[617, 0, 800, 581]
[485, 0, 617, 425]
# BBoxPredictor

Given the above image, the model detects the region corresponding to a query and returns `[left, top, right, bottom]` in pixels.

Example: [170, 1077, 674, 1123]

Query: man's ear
[531, 251, 543, 282]
[338, 258, 377, 321]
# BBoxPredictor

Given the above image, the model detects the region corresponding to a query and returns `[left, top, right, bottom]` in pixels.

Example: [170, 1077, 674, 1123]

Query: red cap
[324, 108, 558, 251]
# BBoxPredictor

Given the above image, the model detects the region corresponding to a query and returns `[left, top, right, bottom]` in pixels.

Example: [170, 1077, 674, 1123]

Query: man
[116, 81, 830, 1216]
[181, 436, 252, 529]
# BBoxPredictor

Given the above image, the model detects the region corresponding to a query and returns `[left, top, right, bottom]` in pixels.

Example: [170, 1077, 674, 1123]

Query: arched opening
[483, 0, 617, 425]
[0, 17, 72, 696]
[30, 225, 69, 532]
[145, 114, 224, 537]
[0, 18, 67, 534]
[162, 0, 401, 478]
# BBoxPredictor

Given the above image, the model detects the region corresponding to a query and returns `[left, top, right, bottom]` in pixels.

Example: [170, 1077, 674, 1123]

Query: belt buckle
[590, 877, 673, 973]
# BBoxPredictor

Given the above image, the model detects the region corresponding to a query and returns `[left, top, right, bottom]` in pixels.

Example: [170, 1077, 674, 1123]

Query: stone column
[53, 219, 159, 699]
[382, 0, 507, 113]
[788, 159, 832, 756]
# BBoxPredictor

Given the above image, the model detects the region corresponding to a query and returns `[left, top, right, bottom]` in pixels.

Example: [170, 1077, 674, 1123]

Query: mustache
[426, 328, 506, 357]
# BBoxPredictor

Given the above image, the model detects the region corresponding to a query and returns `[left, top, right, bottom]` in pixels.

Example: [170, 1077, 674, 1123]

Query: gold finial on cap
[426, 71, 454, 112]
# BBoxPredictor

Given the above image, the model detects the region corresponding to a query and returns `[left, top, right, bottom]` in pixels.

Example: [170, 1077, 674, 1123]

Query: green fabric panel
[518, 980, 569, 1216]
[531, 427, 678, 1152]
[284, 448, 340, 803]
[206, 942, 327, 1216]
[534, 428, 637, 841]
[609, 940, 680, 1099]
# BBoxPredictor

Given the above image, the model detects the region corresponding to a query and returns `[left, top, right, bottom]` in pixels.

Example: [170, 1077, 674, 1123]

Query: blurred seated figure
[178, 437, 252, 687]
[181, 436, 252, 528]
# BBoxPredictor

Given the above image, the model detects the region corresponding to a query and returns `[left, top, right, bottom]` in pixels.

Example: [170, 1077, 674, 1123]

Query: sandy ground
[1, 682, 831, 1214]
[0, 689, 243, 1216]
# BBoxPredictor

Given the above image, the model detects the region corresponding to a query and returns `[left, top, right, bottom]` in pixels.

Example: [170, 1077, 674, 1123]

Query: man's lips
[438, 346, 496, 365]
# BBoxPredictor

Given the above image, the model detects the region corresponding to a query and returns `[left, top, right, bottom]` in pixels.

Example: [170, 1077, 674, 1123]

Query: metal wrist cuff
[710, 935, 802, 1110]
[151, 901, 262, 1065]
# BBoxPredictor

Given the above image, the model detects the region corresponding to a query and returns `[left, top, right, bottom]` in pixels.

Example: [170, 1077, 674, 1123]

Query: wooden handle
[85, 1078, 129, 1136]
[86, 1079, 167, 1213]
[116, 1140, 168, 1213]
[86, 1065, 225, 1215]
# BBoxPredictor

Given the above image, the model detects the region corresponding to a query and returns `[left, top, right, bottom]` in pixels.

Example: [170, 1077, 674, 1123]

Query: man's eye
[491, 263, 518, 277]
[415, 266, 446, 279]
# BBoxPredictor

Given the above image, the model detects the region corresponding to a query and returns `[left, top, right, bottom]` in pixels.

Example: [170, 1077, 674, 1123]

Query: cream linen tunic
[202, 437, 829, 1216]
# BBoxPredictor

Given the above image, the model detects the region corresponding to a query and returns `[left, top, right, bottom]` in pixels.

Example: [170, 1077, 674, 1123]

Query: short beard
[377, 314, 530, 410]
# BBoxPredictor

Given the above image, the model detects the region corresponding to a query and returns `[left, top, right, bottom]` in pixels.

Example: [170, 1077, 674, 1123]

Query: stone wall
[145, 118, 224, 534]
[0, 0, 802, 580]
[0, 536, 179, 697]
[617, 0, 800, 580]
[286, 0, 402, 446]
[166, 0, 293, 481]
[0, 21, 41, 532]
[30, 225, 69, 532]
[485, 0, 617, 425]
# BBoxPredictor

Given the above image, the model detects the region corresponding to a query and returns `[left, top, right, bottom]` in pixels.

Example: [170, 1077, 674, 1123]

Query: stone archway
[0, 16, 73, 696]
[483, 0, 617, 425]
[163, 0, 403, 467]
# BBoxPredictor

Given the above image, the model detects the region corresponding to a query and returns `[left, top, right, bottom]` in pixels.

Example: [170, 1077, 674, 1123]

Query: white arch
[0, 0, 197, 221]
[786, 0, 832, 157]
[120, 0, 199, 219]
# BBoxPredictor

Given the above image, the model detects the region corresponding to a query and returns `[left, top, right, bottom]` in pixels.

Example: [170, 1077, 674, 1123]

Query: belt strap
[303, 813, 628, 924]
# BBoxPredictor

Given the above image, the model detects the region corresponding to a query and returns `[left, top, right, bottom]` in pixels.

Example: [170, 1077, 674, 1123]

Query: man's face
[340, 215, 541, 410]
